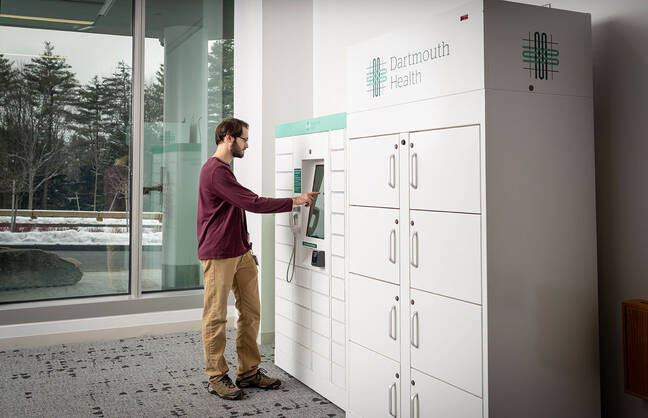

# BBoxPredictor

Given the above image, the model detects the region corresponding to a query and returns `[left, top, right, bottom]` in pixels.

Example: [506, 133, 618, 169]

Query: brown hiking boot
[208, 375, 244, 400]
[236, 368, 281, 389]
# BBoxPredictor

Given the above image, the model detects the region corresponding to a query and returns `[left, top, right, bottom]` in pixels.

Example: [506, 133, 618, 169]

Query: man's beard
[231, 141, 245, 158]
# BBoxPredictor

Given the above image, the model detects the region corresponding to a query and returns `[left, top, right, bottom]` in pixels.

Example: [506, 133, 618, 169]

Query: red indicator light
[460, 14, 469, 21]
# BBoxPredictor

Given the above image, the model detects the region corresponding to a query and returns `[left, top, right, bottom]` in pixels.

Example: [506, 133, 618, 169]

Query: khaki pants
[201, 251, 260, 383]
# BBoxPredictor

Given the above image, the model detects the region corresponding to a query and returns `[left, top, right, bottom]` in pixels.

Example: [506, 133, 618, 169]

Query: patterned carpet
[0, 328, 343, 418]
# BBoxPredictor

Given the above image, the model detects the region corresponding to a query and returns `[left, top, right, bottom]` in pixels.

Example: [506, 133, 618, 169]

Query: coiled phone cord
[286, 233, 296, 283]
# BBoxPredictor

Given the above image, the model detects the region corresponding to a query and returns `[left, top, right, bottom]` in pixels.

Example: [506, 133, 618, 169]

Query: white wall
[234, 0, 313, 343]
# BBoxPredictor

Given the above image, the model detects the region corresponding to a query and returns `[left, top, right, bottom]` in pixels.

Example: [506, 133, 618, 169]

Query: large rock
[0, 248, 83, 290]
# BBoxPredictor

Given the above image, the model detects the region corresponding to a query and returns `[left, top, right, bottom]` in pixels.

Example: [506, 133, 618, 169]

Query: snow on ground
[0, 216, 161, 226]
[0, 229, 162, 245]
[0, 216, 163, 245]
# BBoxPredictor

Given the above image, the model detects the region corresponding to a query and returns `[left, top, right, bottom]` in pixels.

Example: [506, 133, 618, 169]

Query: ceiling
[0, 0, 234, 39]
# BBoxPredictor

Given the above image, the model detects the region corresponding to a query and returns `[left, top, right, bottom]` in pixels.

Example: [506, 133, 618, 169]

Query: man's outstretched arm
[211, 165, 316, 213]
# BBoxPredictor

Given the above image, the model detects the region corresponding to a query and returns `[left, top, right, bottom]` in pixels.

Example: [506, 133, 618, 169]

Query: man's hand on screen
[292, 192, 319, 207]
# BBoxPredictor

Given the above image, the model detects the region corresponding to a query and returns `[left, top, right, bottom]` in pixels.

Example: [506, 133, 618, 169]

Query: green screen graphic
[293, 168, 302, 193]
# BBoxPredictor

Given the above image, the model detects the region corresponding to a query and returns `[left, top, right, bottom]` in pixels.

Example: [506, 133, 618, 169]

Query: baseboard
[0, 320, 202, 350]
[0, 306, 240, 350]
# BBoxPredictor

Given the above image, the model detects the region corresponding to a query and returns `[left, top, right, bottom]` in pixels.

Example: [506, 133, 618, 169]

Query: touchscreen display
[306, 164, 324, 239]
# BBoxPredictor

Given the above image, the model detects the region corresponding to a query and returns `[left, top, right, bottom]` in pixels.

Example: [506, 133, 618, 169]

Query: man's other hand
[292, 192, 319, 207]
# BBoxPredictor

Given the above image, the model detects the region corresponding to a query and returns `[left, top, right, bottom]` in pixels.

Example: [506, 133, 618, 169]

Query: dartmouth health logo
[522, 31, 559, 80]
[366, 57, 387, 97]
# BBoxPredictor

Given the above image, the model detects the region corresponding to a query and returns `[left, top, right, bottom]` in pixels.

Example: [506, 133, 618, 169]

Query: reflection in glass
[142, 1, 234, 292]
[0, 0, 133, 303]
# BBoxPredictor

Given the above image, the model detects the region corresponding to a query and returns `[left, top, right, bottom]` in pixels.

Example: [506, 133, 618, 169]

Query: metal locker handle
[411, 311, 419, 348]
[388, 154, 396, 188]
[410, 393, 419, 418]
[388, 229, 396, 264]
[388, 305, 397, 340]
[410, 231, 419, 268]
[410, 152, 418, 189]
[388, 383, 397, 417]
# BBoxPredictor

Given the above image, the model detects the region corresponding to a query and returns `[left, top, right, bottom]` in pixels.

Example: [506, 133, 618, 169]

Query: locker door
[348, 273, 400, 361]
[349, 341, 401, 418]
[349, 206, 400, 285]
[349, 134, 400, 208]
[409, 126, 481, 213]
[410, 289, 482, 397]
[410, 369, 482, 418]
[410, 210, 482, 304]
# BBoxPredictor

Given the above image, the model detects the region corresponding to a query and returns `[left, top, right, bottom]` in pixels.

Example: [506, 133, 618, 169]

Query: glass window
[0, 0, 133, 303]
[0, 0, 235, 303]
[142, 1, 234, 292]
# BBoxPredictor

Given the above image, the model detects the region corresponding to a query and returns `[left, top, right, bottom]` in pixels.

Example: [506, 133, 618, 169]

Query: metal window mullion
[130, 0, 145, 298]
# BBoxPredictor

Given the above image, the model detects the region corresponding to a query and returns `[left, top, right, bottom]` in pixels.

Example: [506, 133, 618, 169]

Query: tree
[74, 75, 111, 210]
[0, 54, 19, 208]
[16, 42, 78, 209]
[145, 63, 164, 122]
[0, 53, 17, 108]
[208, 39, 234, 129]
[99, 61, 133, 213]
[103, 61, 131, 163]
[144, 63, 164, 148]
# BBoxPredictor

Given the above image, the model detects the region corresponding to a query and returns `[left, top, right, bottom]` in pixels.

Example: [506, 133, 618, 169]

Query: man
[197, 117, 317, 400]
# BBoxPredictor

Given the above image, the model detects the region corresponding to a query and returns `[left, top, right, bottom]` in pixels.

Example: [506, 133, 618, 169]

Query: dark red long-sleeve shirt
[197, 157, 293, 259]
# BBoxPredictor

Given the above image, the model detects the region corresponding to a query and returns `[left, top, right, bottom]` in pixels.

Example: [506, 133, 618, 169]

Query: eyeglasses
[237, 136, 249, 144]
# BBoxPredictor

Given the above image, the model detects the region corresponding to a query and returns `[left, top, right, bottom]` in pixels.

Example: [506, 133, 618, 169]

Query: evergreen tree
[144, 63, 164, 148]
[74, 75, 110, 210]
[0, 54, 19, 207]
[0, 53, 17, 108]
[208, 39, 234, 129]
[145, 63, 164, 122]
[103, 61, 132, 164]
[18, 42, 78, 209]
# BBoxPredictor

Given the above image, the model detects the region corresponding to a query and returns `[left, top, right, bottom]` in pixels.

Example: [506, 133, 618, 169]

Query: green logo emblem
[366, 57, 387, 97]
[522, 32, 559, 80]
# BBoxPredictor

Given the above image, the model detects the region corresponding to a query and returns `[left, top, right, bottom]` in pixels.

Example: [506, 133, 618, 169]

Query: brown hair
[215, 117, 249, 145]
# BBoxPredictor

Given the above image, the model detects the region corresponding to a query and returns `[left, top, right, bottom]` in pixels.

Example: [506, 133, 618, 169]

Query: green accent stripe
[302, 241, 317, 249]
[275, 113, 346, 138]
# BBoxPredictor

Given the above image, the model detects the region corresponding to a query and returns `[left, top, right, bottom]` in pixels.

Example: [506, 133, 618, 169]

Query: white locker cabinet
[348, 134, 400, 208]
[348, 273, 400, 361]
[348, 206, 400, 285]
[348, 342, 400, 418]
[410, 289, 483, 397]
[346, 2, 598, 417]
[410, 369, 483, 418]
[409, 210, 482, 304]
[409, 126, 481, 214]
